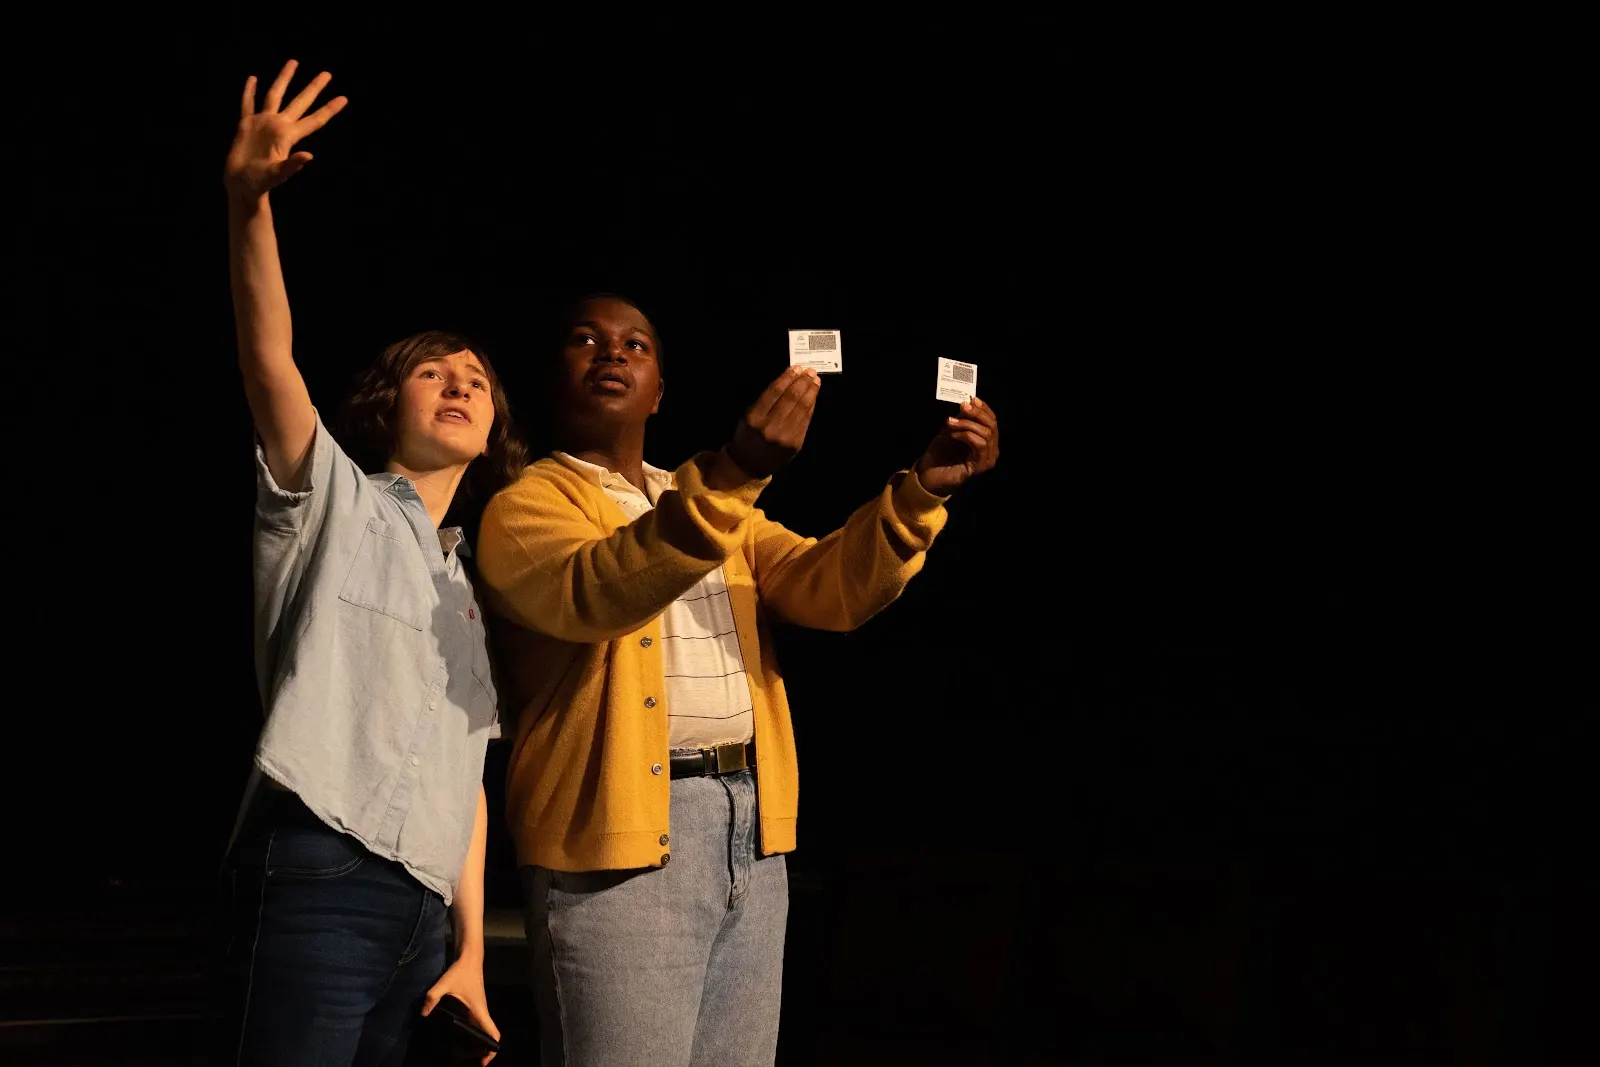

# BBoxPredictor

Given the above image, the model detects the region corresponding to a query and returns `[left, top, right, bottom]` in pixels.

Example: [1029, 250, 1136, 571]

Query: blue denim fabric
[522, 768, 788, 1066]
[217, 796, 449, 1066]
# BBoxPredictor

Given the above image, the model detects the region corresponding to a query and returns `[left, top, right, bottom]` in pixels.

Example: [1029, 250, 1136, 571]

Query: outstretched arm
[478, 366, 821, 643]
[752, 397, 1001, 629]
[224, 59, 347, 491]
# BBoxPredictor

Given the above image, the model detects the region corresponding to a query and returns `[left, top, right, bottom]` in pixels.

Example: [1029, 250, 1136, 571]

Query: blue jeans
[215, 793, 448, 1066]
[522, 767, 789, 1067]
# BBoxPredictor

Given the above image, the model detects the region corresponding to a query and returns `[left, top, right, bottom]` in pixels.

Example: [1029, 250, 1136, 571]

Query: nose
[591, 339, 626, 363]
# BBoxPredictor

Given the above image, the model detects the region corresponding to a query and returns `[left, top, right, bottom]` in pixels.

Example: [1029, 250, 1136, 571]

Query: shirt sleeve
[747, 467, 949, 631]
[477, 451, 770, 644]
[251, 415, 377, 661]
[254, 413, 370, 545]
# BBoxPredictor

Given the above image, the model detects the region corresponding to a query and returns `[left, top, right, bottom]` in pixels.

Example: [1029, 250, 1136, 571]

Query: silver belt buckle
[712, 741, 748, 774]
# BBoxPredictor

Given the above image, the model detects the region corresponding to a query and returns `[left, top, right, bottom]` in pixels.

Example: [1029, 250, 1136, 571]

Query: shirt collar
[438, 527, 470, 557]
[367, 471, 410, 493]
[555, 452, 674, 504]
[364, 472, 468, 556]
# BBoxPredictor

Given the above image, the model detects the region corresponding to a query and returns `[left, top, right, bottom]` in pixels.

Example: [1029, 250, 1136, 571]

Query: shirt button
[640, 636, 653, 648]
[660, 853, 671, 866]
[659, 833, 670, 846]
[651, 763, 663, 775]
[408, 755, 419, 767]
[644, 696, 657, 709]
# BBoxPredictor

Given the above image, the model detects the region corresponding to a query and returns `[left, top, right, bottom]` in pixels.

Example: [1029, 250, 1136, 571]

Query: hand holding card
[723, 365, 822, 480]
[914, 396, 1000, 496]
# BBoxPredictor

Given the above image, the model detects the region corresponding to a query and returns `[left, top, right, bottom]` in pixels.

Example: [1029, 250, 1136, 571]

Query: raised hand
[915, 397, 1000, 495]
[224, 59, 347, 202]
[725, 365, 822, 478]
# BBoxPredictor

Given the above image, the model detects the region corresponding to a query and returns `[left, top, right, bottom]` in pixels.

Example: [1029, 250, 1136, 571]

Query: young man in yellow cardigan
[476, 295, 1000, 1066]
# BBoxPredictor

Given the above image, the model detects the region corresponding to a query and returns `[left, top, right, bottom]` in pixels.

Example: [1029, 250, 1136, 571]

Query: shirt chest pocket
[338, 518, 427, 631]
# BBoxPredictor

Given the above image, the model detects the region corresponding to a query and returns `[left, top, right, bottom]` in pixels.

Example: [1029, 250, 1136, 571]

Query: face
[390, 349, 495, 470]
[557, 297, 663, 433]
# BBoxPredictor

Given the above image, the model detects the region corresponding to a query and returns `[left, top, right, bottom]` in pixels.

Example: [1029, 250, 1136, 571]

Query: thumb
[275, 152, 313, 183]
[420, 983, 442, 1017]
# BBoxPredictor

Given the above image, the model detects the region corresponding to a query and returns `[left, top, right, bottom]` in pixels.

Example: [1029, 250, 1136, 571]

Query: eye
[419, 369, 442, 379]
[627, 339, 648, 351]
[471, 379, 488, 391]
[572, 333, 597, 346]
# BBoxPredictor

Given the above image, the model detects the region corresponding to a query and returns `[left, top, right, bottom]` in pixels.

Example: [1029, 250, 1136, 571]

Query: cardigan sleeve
[477, 451, 770, 643]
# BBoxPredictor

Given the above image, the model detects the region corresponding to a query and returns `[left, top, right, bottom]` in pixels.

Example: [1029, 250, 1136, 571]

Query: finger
[949, 427, 991, 450]
[747, 365, 807, 424]
[470, 1006, 502, 1064]
[274, 154, 312, 184]
[952, 430, 988, 450]
[420, 986, 441, 1016]
[295, 94, 348, 135]
[775, 374, 821, 440]
[961, 398, 998, 430]
[240, 75, 257, 119]
[971, 423, 998, 467]
[766, 369, 820, 436]
[283, 70, 332, 120]
[264, 59, 298, 112]
[470, 1003, 500, 1039]
[945, 417, 990, 440]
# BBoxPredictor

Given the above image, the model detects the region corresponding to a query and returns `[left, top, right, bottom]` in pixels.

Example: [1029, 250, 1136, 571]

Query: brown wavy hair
[335, 330, 530, 531]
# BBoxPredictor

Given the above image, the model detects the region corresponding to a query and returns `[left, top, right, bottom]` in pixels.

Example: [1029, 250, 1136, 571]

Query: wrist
[226, 189, 270, 219]
[709, 446, 762, 489]
[908, 463, 953, 500]
[452, 938, 485, 964]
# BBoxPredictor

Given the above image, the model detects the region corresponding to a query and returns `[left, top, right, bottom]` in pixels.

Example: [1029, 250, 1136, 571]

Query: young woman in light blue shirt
[215, 59, 521, 1065]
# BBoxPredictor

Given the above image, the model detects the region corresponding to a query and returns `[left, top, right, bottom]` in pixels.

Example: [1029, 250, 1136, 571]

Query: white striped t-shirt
[554, 453, 754, 750]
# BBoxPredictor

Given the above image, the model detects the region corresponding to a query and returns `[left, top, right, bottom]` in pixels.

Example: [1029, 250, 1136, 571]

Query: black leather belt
[669, 741, 756, 780]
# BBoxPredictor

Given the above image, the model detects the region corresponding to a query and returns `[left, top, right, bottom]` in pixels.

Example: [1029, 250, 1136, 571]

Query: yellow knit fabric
[476, 450, 949, 871]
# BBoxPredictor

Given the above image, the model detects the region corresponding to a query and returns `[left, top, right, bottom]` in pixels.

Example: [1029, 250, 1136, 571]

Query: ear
[651, 378, 664, 416]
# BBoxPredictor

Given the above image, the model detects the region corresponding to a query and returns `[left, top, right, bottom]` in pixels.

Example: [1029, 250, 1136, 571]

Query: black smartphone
[431, 994, 501, 1055]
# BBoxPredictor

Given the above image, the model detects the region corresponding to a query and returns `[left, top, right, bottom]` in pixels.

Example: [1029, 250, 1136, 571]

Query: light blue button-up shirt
[239, 416, 499, 904]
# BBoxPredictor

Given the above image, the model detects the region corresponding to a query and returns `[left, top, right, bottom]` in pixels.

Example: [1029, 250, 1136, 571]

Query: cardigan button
[644, 696, 657, 709]
[651, 763, 663, 775]
[640, 636, 653, 648]
[660, 853, 671, 866]
[659, 833, 670, 846]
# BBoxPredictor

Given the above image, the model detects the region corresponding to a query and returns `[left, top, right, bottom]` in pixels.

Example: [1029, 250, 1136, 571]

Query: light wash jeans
[521, 767, 788, 1066]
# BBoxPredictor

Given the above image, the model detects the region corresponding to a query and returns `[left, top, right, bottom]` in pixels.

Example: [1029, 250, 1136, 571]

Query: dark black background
[9, 10, 1590, 1064]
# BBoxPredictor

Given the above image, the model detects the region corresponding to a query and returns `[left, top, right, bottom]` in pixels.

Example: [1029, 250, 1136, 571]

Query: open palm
[224, 60, 347, 200]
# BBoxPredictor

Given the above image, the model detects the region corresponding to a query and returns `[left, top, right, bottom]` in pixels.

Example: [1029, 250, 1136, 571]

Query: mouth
[436, 407, 472, 424]
[588, 368, 632, 394]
